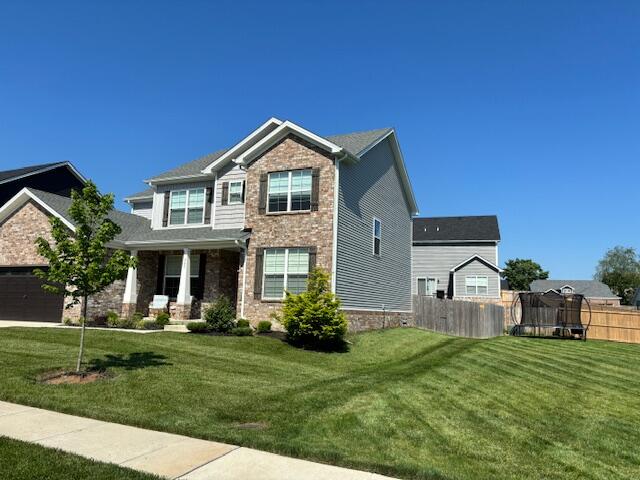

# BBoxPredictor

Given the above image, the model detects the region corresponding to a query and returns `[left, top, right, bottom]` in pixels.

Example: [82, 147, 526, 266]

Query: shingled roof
[413, 216, 500, 242]
[24, 189, 247, 245]
[0, 162, 83, 183]
[529, 280, 619, 299]
[144, 128, 392, 183]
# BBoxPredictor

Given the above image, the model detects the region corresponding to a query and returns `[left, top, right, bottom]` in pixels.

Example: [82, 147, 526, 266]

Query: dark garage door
[0, 267, 63, 322]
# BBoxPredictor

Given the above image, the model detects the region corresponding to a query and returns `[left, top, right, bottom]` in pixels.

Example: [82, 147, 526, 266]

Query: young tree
[502, 258, 549, 291]
[276, 268, 347, 349]
[595, 246, 640, 304]
[35, 182, 135, 372]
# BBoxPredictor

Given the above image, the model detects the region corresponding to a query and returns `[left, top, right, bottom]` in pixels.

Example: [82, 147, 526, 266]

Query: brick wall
[0, 201, 54, 266]
[240, 135, 335, 325]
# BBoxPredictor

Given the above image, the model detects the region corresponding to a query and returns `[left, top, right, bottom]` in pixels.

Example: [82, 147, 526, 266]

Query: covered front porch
[119, 238, 246, 321]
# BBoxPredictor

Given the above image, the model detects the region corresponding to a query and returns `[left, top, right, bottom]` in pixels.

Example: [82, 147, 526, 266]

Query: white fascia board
[202, 117, 284, 173]
[145, 173, 214, 185]
[235, 121, 343, 166]
[0, 162, 86, 186]
[450, 254, 503, 273]
[0, 188, 76, 231]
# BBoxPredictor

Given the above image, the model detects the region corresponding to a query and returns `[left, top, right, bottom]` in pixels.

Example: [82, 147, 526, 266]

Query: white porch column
[176, 248, 192, 305]
[122, 250, 138, 304]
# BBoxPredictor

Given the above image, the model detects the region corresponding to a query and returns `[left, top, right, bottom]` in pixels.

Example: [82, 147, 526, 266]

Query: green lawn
[0, 328, 638, 480]
[0, 436, 159, 480]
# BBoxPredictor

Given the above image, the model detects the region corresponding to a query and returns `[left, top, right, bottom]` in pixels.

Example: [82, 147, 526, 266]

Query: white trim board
[0, 188, 76, 231]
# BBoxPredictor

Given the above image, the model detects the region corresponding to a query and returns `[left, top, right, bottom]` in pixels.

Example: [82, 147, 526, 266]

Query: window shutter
[204, 187, 213, 224]
[308, 246, 317, 272]
[258, 173, 268, 214]
[241, 180, 246, 203]
[156, 255, 166, 294]
[196, 253, 207, 300]
[162, 192, 170, 227]
[221, 182, 229, 206]
[254, 248, 264, 299]
[311, 168, 320, 211]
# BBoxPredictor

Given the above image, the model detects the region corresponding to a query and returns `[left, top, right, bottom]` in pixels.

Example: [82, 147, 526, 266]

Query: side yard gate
[413, 296, 504, 339]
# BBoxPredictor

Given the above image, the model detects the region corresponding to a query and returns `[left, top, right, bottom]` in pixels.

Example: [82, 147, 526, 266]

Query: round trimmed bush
[257, 320, 272, 333]
[203, 296, 236, 333]
[236, 319, 250, 328]
[231, 326, 253, 336]
[155, 312, 170, 327]
[187, 322, 210, 333]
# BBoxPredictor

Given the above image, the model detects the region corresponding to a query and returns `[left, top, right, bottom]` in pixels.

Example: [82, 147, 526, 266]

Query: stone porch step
[164, 324, 189, 333]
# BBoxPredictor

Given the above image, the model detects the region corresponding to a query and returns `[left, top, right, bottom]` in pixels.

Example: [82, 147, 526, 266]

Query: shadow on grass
[88, 352, 171, 372]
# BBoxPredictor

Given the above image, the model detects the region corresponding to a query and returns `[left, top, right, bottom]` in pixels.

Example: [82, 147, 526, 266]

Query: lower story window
[263, 248, 309, 299]
[417, 277, 437, 296]
[465, 275, 488, 295]
[164, 255, 201, 299]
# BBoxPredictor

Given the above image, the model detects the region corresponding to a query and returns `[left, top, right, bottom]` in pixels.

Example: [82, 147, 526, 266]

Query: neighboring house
[0, 162, 85, 206]
[0, 118, 418, 328]
[529, 280, 621, 306]
[412, 216, 502, 302]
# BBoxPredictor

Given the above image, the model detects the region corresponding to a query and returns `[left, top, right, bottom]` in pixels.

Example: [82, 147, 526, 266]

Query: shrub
[63, 317, 79, 326]
[187, 322, 210, 333]
[155, 312, 170, 327]
[257, 320, 272, 333]
[116, 316, 137, 329]
[136, 319, 164, 330]
[276, 268, 347, 349]
[203, 296, 236, 332]
[132, 312, 144, 323]
[106, 311, 120, 328]
[236, 319, 250, 328]
[231, 326, 253, 336]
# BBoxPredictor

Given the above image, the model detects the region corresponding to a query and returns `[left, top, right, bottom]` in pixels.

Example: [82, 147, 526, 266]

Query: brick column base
[121, 303, 137, 319]
[173, 303, 192, 321]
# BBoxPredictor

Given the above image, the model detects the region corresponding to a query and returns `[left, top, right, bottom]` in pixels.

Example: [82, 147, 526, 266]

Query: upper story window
[228, 181, 244, 204]
[170, 189, 205, 225]
[268, 170, 312, 213]
[561, 286, 574, 295]
[465, 275, 488, 295]
[373, 218, 381, 256]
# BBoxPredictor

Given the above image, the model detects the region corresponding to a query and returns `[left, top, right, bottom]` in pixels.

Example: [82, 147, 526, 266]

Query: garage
[0, 267, 63, 322]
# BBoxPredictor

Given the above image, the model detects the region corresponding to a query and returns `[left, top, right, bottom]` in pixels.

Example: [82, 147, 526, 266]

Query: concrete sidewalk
[0, 401, 394, 479]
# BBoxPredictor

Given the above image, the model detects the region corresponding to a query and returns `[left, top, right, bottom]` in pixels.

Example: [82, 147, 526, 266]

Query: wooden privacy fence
[583, 306, 640, 344]
[413, 296, 504, 338]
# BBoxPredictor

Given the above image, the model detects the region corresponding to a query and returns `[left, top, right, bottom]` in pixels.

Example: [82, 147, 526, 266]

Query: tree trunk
[76, 295, 88, 373]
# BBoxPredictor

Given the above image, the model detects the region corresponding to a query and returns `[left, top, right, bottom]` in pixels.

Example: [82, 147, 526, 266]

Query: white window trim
[372, 217, 381, 256]
[262, 248, 309, 300]
[266, 170, 312, 214]
[168, 188, 205, 226]
[417, 277, 437, 296]
[227, 180, 244, 205]
[163, 254, 200, 297]
[464, 275, 489, 296]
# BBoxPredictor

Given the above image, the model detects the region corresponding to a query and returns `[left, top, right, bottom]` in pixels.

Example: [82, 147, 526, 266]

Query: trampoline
[510, 291, 592, 340]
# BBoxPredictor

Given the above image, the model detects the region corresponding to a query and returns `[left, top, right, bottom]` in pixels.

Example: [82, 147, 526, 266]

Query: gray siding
[130, 200, 153, 220]
[411, 243, 497, 296]
[336, 138, 412, 311]
[454, 259, 501, 298]
[150, 180, 216, 229]
[213, 162, 245, 229]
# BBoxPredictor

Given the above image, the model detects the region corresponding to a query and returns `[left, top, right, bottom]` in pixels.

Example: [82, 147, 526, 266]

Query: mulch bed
[37, 370, 110, 385]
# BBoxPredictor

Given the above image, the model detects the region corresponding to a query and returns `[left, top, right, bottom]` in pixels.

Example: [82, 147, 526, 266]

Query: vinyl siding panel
[411, 243, 497, 296]
[130, 200, 153, 220]
[214, 162, 245, 229]
[454, 260, 501, 298]
[336, 138, 412, 311]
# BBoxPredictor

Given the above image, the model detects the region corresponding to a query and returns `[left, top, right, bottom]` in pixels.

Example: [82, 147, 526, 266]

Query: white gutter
[235, 239, 248, 318]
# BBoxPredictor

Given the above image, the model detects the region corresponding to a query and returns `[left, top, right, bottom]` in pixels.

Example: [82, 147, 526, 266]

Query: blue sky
[1, 1, 638, 278]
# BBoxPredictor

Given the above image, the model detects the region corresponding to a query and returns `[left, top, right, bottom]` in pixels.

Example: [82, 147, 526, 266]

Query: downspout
[235, 239, 247, 319]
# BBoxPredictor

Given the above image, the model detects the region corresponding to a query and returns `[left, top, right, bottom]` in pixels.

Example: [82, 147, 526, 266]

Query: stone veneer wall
[344, 310, 415, 332]
[0, 201, 53, 266]
[240, 135, 335, 325]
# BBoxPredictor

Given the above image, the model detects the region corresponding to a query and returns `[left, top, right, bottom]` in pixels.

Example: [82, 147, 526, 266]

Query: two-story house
[0, 118, 418, 329]
[412, 216, 502, 302]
